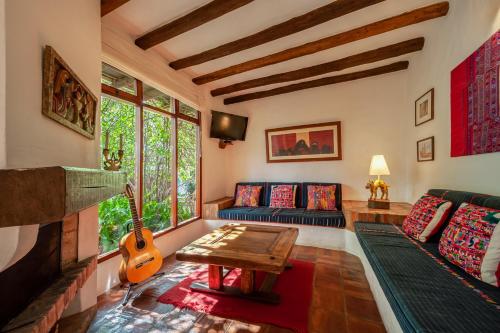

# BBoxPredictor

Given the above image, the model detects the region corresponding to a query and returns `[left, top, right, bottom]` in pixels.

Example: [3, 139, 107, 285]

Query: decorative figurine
[103, 131, 124, 171]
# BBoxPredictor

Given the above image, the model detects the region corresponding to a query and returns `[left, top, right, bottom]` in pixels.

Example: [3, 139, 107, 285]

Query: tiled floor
[89, 246, 386, 333]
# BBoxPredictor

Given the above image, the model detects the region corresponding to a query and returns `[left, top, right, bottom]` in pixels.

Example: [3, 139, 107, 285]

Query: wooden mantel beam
[135, 0, 254, 50]
[212, 37, 424, 96]
[194, 2, 448, 85]
[101, 0, 130, 17]
[169, 0, 385, 70]
[223, 61, 409, 105]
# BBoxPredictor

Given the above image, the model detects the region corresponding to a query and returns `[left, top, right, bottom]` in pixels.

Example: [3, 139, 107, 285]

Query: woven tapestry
[451, 31, 499, 157]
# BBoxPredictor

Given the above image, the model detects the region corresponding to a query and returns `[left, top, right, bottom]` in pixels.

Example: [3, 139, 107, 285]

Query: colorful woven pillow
[439, 203, 500, 286]
[306, 185, 337, 210]
[402, 194, 452, 242]
[234, 185, 262, 207]
[269, 185, 297, 208]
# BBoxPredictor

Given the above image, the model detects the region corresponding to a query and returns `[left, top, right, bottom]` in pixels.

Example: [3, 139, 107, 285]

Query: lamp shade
[369, 155, 390, 176]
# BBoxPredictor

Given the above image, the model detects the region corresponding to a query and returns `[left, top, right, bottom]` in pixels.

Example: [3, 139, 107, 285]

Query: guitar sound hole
[136, 240, 146, 249]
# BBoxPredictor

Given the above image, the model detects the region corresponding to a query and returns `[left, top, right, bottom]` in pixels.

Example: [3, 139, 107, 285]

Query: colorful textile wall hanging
[450, 31, 499, 157]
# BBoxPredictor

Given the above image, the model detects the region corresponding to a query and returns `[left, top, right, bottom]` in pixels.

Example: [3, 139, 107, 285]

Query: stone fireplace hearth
[0, 167, 126, 333]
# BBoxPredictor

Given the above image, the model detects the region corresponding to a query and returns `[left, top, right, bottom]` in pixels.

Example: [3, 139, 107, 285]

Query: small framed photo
[417, 136, 434, 162]
[415, 88, 434, 126]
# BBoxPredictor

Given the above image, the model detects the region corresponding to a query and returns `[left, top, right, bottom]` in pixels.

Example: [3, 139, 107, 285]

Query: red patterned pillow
[402, 194, 452, 242]
[234, 185, 262, 207]
[269, 185, 297, 208]
[439, 203, 500, 286]
[306, 185, 337, 210]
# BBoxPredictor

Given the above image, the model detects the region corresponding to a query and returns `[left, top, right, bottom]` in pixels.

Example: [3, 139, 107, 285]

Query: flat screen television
[210, 110, 248, 141]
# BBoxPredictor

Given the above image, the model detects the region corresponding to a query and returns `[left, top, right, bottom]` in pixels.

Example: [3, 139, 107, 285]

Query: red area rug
[158, 259, 314, 333]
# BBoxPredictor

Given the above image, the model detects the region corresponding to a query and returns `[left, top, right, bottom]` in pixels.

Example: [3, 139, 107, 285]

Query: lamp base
[368, 199, 390, 209]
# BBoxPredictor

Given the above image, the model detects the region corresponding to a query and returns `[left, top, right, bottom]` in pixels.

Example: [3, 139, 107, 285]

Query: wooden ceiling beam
[194, 2, 448, 85]
[101, 0, 130, 17]
[223, 61, 409, 105]
[135, 0, 254, 50]
[169, 0, 385, 70]
[212, 37, 423, 96]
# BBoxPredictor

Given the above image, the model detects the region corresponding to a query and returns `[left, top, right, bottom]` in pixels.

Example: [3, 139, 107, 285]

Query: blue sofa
[355, 189, 500, 333]
[218, 182, 345, 228]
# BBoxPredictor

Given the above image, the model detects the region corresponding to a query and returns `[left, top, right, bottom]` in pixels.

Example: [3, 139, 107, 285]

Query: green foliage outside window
[178, 120, 198, 222]
[98, 96, 136, 254]
[98, 93, 199, 255]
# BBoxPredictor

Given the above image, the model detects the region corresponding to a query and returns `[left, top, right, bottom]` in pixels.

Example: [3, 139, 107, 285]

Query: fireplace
[0, 167, 126, 333]
[0, 223, 62, 328]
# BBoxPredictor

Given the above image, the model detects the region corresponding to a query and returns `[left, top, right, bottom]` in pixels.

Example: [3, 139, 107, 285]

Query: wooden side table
[342, 200, 413, 231]
[203, 197, 234, 219]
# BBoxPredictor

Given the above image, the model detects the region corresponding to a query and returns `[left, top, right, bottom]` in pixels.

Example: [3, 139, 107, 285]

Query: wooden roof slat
[194, 2, 448, 85]
[135, 0, 254, 50]
[212, 37, 424, 96]
[101, 0, 130, 17]
[169, 0, 385, 70]
[223, 61, 409, 105]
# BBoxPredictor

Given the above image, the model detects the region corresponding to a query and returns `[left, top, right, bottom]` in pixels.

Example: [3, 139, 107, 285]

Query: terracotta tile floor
[89, 246, 385, 333]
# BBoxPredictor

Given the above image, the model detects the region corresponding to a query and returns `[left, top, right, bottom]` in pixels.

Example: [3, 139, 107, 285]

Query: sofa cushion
[425, 189, 500, 242]
[402, 194, 452, 242]
[234, 182, 267, 206]
[269, 184, 298, 208]
[302, 182, 342, 211]
[218, 207, 345, 227]
[306, 185, 337, 211]
[439, 203, 500, 286]
[234, 185, 263, 207]
[355, 222, 500, 333]
[302, 210, 345, 227]
[265, 182, 302, 208]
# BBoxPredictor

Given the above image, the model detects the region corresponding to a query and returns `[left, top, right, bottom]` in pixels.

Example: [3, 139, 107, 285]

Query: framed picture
[415, 88, 434, 126]
[417, 136, 434, 162]
[265, 121, 341, 163]
[42, 45, 97, 139]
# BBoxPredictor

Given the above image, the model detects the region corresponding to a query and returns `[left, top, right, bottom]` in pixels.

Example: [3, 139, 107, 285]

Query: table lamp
[366, 155, 390, 209]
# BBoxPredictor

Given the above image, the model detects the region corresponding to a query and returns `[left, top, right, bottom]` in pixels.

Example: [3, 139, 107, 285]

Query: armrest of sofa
[203, 197, 235, 219]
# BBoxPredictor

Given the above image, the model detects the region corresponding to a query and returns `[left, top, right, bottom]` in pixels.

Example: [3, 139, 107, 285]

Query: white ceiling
[102, 0, 449, 97]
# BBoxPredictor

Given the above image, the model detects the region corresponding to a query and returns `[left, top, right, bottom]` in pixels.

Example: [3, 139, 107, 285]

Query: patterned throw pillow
[439, 203, 500, 286]
[269, 185, 297, 208]
[306, 185, 337, 210]
[234, 185, 262, 207]
[402, 194, 452, 242]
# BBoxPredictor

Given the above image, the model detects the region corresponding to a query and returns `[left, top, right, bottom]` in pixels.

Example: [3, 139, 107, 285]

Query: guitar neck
[128, 197, 144, 241]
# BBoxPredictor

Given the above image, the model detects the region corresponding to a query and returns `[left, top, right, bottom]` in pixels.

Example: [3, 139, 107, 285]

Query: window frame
[99, 70, 202, 263]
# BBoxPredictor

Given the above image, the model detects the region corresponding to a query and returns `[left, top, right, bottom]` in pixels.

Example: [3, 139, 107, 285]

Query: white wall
[215, 70, 410, 202]
[0, 0, 5, 169]
[1, 0, 102, 315]
[406, 0, 500, 201]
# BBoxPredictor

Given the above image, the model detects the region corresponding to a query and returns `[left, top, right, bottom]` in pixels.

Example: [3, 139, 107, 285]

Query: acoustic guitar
[119, 184, 163, 284]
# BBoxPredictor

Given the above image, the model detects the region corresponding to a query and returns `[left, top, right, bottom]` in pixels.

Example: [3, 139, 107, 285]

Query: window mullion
[172, 99, 179, 227]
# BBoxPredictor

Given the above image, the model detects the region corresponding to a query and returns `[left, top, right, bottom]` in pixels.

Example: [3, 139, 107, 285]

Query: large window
[98, 64, 201, 258]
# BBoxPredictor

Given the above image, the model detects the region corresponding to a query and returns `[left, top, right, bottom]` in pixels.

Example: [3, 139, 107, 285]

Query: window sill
[97, 216, 202, 264]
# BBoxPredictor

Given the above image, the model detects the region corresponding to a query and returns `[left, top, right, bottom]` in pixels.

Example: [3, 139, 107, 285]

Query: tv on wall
[210, 110, 248, 141]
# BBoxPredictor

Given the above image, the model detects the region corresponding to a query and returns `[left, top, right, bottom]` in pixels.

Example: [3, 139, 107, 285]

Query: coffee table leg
[208, 265, 223, 290]
[240, 269, 255, 294]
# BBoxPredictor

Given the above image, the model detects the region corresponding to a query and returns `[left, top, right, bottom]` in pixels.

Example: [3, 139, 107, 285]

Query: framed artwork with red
[265, 121, 341, 163]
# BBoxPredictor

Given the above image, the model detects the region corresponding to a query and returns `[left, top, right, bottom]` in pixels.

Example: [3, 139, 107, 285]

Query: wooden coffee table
[176, 223, 298, 304]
